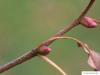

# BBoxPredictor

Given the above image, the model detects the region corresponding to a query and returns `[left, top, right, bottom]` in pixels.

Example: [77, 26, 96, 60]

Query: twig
[0, 0, 96, 73]
[0, 48, 38, 73]
[78, 0, 95, 19]
[38, 55, 67, 75]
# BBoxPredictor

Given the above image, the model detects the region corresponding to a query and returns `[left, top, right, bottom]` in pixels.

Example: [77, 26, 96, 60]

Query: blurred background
[0, 0, 100, 75]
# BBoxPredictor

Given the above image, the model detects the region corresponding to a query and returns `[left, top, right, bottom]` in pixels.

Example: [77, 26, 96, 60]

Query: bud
[80, 16, 97, 28]
[39, 46, 51, 55]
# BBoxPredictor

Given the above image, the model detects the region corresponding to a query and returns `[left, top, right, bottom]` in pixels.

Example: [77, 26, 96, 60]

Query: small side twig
[38, 55, 67, 75]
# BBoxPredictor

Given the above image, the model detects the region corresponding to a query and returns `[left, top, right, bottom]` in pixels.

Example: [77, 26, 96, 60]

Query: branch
[78, 0, 95, 19]
[39, 55, 67, 75]
[0, 0, 96, 73]
[0, 48, 38, 73]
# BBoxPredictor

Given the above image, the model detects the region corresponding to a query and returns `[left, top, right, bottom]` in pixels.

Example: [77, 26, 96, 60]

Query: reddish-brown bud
[38, 46, 51, 55]
[80, 16, 97, 28]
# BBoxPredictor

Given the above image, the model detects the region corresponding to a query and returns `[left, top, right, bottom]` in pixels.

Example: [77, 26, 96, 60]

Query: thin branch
[37, 0, 96, 47]
[0, 0, 96, 73]
[78, 0, 95, 19]
[0, 48, 38, 73]
[38, 55, 67, 75]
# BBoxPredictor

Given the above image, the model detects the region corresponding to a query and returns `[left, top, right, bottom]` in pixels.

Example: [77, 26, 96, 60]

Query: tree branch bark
[0, 0, 96, 73]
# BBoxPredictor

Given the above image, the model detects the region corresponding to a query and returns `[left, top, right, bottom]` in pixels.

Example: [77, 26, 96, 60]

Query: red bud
[39, 46, 51, 55]
[80, 16, 97, 28]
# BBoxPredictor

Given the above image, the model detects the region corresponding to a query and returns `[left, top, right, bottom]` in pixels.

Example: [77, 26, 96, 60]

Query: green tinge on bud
[39, 46, 51, 55]
[80, 16, 97, 28]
